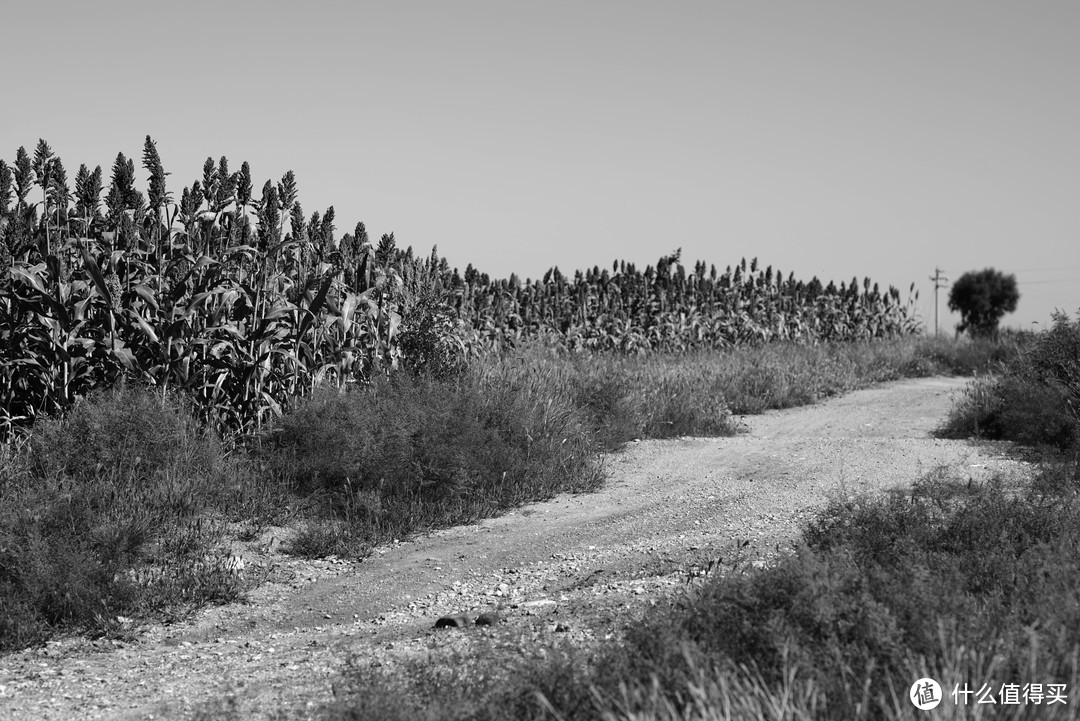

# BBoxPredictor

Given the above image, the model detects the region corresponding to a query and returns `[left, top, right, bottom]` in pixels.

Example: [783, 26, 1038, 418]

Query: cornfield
[0, 137, 921, 440]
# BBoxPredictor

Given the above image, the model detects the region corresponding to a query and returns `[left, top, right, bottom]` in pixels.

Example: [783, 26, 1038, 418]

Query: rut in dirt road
[0, 376, 1029, 720]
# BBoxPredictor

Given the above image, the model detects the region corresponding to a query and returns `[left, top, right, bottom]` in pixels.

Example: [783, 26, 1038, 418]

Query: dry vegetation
[293, 317, 1079, 721]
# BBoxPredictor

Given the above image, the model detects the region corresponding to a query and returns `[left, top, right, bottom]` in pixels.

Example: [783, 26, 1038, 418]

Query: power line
[937, 266, 1080, 275]
[1019, 287, 1079, 296]
[1010, 265, 1080, 273]
[1016, 279, 1080, 285]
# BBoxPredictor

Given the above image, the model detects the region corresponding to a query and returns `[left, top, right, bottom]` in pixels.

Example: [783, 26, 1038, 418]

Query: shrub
[397, 295, 470, 379]
[939, 312, 1080, 450]
[27, 381, 221, 485]
[262, 364, 603, 557]
[0, 384, 245, 651]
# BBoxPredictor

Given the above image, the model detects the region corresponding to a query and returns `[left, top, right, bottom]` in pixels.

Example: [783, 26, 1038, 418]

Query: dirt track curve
[0, 375, 1030, 719]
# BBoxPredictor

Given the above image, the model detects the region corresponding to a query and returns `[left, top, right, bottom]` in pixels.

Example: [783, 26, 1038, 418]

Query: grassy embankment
[310, 315, 1080, 721]
[0, 334, 1009, 656]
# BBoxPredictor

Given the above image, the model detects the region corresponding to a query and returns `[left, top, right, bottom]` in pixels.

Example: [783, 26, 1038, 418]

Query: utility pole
[929, 267, 948, 336]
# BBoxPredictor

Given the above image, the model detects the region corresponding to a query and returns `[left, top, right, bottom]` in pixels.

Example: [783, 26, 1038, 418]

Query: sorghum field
[2, 138, 1077, 720]
[0, 137, 923, 441]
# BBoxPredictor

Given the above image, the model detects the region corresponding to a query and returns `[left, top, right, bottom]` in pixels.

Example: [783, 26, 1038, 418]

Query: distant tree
[948, 268, 1019, 338]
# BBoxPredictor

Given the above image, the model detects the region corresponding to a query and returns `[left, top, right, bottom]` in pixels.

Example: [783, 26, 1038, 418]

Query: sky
[3, 0, 1077, 333]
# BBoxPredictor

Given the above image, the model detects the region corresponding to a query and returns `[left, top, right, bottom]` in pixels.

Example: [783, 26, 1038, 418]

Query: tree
[948, 268, 1019, 338]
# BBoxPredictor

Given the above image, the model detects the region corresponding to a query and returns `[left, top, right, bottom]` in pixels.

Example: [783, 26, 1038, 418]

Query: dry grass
[0, 333, 1012, 654]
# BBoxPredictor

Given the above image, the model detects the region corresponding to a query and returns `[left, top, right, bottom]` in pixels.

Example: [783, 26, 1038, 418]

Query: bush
[939, 312, 1080, 450]
[27, 382, 222, 484]
[397, 296, 471, 379]
[907, 334, 1018, 377]
[0, 384, 246, 652]
[262, 365, 603, 557]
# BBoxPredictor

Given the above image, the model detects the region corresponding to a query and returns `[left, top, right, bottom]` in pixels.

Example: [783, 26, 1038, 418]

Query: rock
[520, 599, 557, 610]
[433, 615, 472, 629]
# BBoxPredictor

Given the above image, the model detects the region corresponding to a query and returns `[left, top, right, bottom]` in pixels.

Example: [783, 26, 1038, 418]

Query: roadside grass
[264, 361, 605, 558]
[269, 334, 1010, 558]
[504, 333, 1013, 447]
[938, 311, 1080, 452]
[0, 333, 1009, 652]
[304, 328, 1080, 721]
[570, 460, 1080, 721]
[495, 321, 1076, 721]
[0, 384, 285, 653]
[311, 464, 1080, 721]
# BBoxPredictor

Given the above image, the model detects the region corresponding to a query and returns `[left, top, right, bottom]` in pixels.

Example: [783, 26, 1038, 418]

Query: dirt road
[0, 376, 1029, 719]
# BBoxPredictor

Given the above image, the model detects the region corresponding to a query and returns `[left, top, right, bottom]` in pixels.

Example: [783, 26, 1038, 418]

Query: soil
[0, 376, 1030, 720]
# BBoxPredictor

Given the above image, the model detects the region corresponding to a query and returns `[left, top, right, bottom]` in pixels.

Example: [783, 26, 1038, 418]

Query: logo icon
[911, 678, 943, 710]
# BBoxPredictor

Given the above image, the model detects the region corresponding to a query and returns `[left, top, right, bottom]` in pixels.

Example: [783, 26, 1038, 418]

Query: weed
[514, 466, 1080, 720]
[938, 311, 1080, 451]
[262, 365, 602, 558]
[0, 333, 1016, 655]
[0, 384, 247, 651]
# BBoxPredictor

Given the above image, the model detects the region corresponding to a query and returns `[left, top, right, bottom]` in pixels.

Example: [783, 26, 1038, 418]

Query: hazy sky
[3, 1, 1077, 332]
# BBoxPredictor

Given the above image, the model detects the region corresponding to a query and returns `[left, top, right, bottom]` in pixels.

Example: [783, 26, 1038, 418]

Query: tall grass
[0, 384, 279, 652]
[568, 466, 1080, 721]
[263, 362, 604, 558]
[507, 323, 1078, 720]
[302, 330, 1076, 721]
[313, 464, 1080, 721]
[267, 335, 1008, 558]
[0, 334, 1009, 652]
[512, 333, 1011, 437]
[939, 311, 1080, 451]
